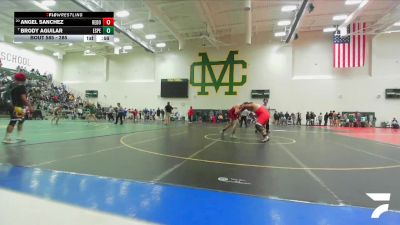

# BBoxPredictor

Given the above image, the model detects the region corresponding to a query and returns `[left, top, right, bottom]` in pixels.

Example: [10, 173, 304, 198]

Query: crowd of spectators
[1, 64, 397, 129]
[0, 66, 101, 120]
[270, 110, 400, 129]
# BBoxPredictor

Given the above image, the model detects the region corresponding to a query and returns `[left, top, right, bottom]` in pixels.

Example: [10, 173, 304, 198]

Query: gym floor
[1, 120, 400, 224]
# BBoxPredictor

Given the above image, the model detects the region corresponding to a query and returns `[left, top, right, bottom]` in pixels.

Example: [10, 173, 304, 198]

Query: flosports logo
[190, 51, 247, 95]
[366, 193, 391, 219]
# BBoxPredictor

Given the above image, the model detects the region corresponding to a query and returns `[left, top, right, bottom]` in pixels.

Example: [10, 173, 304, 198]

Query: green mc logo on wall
[190, 51, 247, 95]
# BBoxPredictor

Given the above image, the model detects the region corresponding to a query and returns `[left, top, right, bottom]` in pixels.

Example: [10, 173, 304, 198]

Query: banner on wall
[190, 50, 247, 96]
[0, 43, 57, 75]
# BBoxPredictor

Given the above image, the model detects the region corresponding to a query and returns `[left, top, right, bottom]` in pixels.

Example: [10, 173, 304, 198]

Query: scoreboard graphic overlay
[14, 12, 114, 43]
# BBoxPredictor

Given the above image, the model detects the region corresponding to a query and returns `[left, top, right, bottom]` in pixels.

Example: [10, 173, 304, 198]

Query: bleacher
[0, 67, 108, 120]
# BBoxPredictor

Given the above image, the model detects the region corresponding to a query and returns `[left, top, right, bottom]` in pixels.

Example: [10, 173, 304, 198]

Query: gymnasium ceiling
[0, 0, 399, 56]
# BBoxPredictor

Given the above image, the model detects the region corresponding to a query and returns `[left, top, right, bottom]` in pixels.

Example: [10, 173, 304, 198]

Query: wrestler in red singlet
[240, 102, 270, 142]
[221, 105, 240, 138]
[255, 105, 270, 127]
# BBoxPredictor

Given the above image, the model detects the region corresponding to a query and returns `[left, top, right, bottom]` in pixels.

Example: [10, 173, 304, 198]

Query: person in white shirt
[107, 106, 114, 121]
[318, 113, 323, 126]
[240, 109, 249, 128]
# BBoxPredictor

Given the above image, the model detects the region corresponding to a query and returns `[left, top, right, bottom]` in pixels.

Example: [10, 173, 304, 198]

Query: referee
[240, 109, 249, 128]
[115, 103, 124, 125]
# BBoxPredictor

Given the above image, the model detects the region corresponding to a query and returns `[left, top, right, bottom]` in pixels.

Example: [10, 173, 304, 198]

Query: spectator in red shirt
[187, 106, 194, 123]
[133, 109, 138, 123]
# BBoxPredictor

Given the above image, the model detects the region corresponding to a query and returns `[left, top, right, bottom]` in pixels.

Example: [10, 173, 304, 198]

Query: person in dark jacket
[324, 112, 329, 126]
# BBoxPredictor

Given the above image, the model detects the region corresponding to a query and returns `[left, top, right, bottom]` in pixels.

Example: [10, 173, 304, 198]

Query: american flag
[333, 22, 366, 68]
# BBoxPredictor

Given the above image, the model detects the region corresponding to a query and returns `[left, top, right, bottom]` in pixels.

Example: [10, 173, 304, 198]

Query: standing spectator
[324, 112, 329, 126]
[240, 109, 249, 128]
[311, 112, 315, 126]
[187, 106, 194, 123]
[318, 113, 323, 126]
[291, 113, 296, 127]
[160, 109, 165, 121]
[133, 109, 138, 123]
[156, 108, 161, 120]
[372, 116, 377, 128]
[164, 102, 173, 125]
[366, 114, 371, 127]
[285, 112, 290, 121]
[328, 111, 333, 126]
[306, 112, 310, 126]
[332, 111, 337, 127]
[273, 112, 279, 125]
[296, 112, 301, 125]
[123, 108, 128, 120]
[107, 106, 114, 121]
[115, 103, 124, 125]
[355, 112, 361, 127]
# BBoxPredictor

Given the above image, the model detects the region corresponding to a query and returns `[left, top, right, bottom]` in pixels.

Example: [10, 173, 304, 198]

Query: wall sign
[85, 90, 98, 98]
[385, 89, 400, 99]
[0, 43, 58, 75]
[251, 89, 270, 99]
[190, 51, 247, 95]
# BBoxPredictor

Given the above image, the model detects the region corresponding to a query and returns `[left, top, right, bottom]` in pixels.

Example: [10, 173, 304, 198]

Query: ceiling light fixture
[131, 23, 144, 29]
[41, 0, 56, 6]
[34, 46, 44, 51]
[323, 27, 337, 32]
[116, 10, 130, 18]
[277, 20, 291, 26]
[345, 0, 362, 5]
[394, 22, 400, 26]
[384, 30, 400, 34]
[114, 37, 120, 43]
[84, 50, 96, 56]
[32, 1, 51, 11]
[333, 14, 348, 21]
[123, 45, 133, 50]
[274, 32, 286, 37]
[156, 43, 166, 48]
[145, 34, 156, 40]
[281, 5, 297, 12]
[53, 52, 59, 56]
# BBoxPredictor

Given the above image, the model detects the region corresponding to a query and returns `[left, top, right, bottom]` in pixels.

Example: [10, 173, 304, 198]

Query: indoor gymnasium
[0, 0, 400, 224]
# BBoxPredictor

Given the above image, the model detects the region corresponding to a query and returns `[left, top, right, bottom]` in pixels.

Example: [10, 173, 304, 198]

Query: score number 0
[102, 18, 114, 35]
[102, 18, 114, 26]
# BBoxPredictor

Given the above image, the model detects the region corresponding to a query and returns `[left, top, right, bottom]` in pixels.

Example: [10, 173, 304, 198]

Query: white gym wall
[59, 31, 400, 124]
